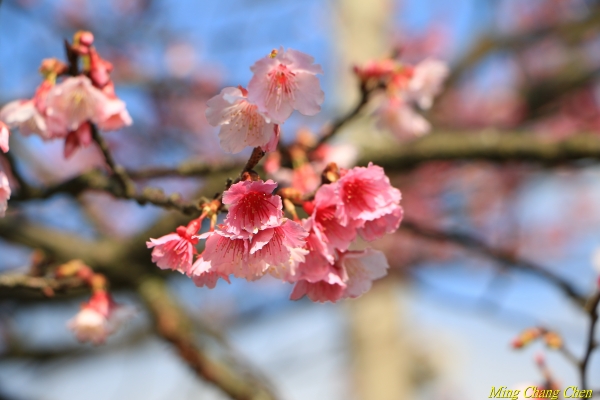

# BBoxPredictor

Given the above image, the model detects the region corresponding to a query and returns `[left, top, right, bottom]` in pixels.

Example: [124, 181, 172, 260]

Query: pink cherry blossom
[336, 163, 402, 225]
[339, 249, 389, 298]
[45, 76, 125, 135]
[0, 100, 49, 139]
[294, 230, 336, 282]
[206, 86, 277, 153]
[376, 95, 430, 138]
[188, 256, 230, 289]
[308, 184, 360, 256]
[248, 48, 324, 124]
[290, 266, 347, 303]
[222, 179, 282, 234]
[407, 58, 449, 110]
[0, 122, 8, 153]
[358, 204, 404, 241]
[0, 172, 10, 218]
[202, 229, 260, 279]
[67, 291, 134, 345]
[63, 122, 93, 159]
[248, 219, 308, 281]
[146, 220, 201, 273]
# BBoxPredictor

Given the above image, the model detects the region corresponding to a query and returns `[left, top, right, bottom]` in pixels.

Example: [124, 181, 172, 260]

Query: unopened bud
[322, 162, 340, 184]
[542, 332, 563, 349]
[278, 187, 303, 203]
[511, 327, 543, 349]
[39, 58, 68, 78]
[241, 170, 260, 182]
[76, 31, 94, 47]
[269, 49, 278, 58]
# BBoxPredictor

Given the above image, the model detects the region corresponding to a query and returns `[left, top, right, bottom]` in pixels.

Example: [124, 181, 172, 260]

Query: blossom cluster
[355, 57, 449, 138]
[205, 47, 324, 153]
[147, 48, 409, 302]
[0, 31, 131, 159]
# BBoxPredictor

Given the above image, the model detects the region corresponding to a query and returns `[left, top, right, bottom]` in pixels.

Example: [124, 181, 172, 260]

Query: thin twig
[313, 81, 373, 149]
[137, 276, 278, 400]
[400, 219, 586, 306]
[0, 274, 86, 299]
[89, 123, 136, 197]
[580, 290, 600, 389]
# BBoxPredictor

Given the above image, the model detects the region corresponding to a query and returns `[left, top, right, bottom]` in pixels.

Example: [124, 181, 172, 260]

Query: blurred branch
[361, 131, 600, 172]
[137, 276, 278, 400]
[314, 81, 374, 148]
[0, 274, 86, 299]
[580, 290, 600, 389]
[441, 7, 600, 94]
[400, 219, 587, 306]
[127, 160, 242, 179]
[90, 123, 136, 197]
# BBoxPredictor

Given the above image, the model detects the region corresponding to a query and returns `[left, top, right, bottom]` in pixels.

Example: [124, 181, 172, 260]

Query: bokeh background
[1, 0, 600, 399]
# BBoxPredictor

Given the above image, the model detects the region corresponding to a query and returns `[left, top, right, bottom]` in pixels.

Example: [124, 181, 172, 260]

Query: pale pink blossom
[339, 249, 389, 298]
[0, 100, 49, 139]
[407, 59, 449, 110]
[222, 179, 282, 234]
[336, 163, 402, 225]
[188, 256, 230, 289]
[206, 86, 277, 153]
[45, 76, 125, 135]
[0, 172, 10, 218]
[67, 291, 134, 345]
[358, 204, 404, 241]
[376, 95, 431, 138]
[290, 267, 347, 303]
[248, 48, 324, 124]
[291, 248, 389, 302]
[0, 122, 8, 153]
[147, 221, 201, 273]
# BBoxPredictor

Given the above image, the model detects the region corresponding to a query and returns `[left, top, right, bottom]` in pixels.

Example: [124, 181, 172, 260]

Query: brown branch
[90, 123, 136, 197]
[400, 219, 586, 306]
[313, 81, 373, 149]
[127, 160, 243, 180]
[0, 274, 86, 299]
[580, 290, 600, 389]
[360, 131, 600, 172]
[137, 276, 278, 400]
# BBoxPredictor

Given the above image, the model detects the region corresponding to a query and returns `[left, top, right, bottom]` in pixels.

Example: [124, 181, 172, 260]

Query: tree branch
[0, 274, 86, 299]
[400, 219, 586, 306]
[580, 290, 600, 389]
[360, 131, 600, 172]
[137, 276, 278, 400]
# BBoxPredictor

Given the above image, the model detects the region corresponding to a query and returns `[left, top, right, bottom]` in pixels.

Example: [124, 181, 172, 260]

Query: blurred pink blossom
[0, 172, 10, 218]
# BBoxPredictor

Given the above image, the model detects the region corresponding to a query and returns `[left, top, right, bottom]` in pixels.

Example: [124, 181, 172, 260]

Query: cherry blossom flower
[0, 172, 10, 218]
[206, 86, 277, 153]
[358, 203, 404, 241]
[63, 122, 93, 159]
[354, 59, 398, 81]
[339, 249, 389, 298]
[0, 81, 53, 139]
[45, 76, 127, 135]
[307, 184, 360, 256]
[146, 219, 202, 273]
[290, 266, 347, 303]
[336, 162, 402, 226]
[407, 58, 449, 110]
[291, 249, 389, 302]
[248, 219, 308, 281]
[222, 179, 282, 234]
[202, 229, 258, 279]
[0, 122, 9, 153]
[68, 291, 134, 345]
[375, 95, 431, 138]
[248, 48, 324, 124]
[188, 256, 230, 289]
